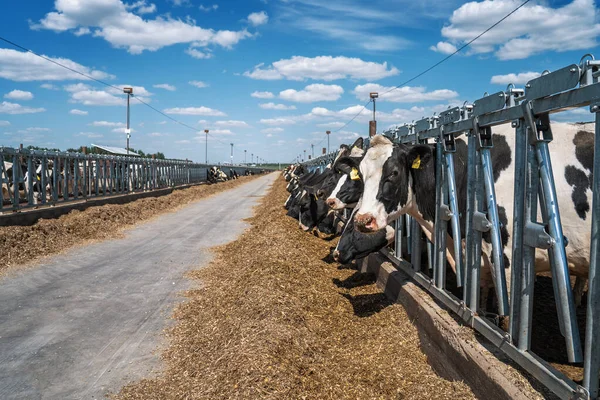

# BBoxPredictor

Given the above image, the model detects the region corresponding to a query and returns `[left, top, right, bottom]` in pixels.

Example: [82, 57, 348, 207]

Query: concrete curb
[361, 253, 546, 400]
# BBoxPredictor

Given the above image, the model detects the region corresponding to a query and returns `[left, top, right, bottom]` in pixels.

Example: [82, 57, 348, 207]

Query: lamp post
[326, 130, 331, 154]
[311, 144, 314, 158]
[123, 87, 133, 154]
[303, 149, 306, 162]
[251, 153, 253, 164]
[244, 149, 247, 165]
[230, 143, 234, 165]
[369, 92, 378, 137]
[204, 129, 209, 163]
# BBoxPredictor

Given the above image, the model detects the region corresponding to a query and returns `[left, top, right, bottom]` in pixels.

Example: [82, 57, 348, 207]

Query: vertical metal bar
[95, 159, 99, 197]
[434, 141, 447, 289]
[82, 157, 87, 200]
[584, 106, 600, 400]
[26, 155, 34, 206]
[40, 156, 47, 205]
[464, 132, 476, 305]
[395, 215, 404, 259]
[536, 141, 582, 363]
[405, 214, 412, 256]
[446, 152, 463, 287]
[411, 218, 422, 272]
[481, 147, 509, 315]
[73, 159, 79, 200]
[12, 154, 19, 210]
[471, 147, 484, 312]
[52, 156, 58, 204]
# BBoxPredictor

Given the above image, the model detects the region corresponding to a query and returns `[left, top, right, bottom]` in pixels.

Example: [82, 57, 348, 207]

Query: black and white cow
[351, 122, 594, 298]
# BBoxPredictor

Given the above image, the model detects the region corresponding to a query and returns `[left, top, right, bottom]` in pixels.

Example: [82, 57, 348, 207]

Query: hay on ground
[115, 175, 475, 400]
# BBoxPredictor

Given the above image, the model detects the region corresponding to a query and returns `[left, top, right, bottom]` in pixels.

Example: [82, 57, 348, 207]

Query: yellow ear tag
[350, 167, 361, 181]
[412, 155, 421, 169]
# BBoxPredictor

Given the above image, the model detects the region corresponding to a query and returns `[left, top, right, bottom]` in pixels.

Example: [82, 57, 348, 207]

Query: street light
[204, 129, 209, 164]
[244, 149, 247, 165]
[311, 144, 314, 158]
[230, 143, 234, 165]
[326, 130, 331, 154]
[369, 92, 378, 137]
[251, 153, 253, 164]
[123, 87, 133, 154]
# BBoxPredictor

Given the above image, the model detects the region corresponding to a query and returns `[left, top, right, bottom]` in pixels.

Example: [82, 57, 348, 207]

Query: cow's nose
[355, 213, 378, 232]
[326, 198, 337, 208]
[333, 249, 340, 262]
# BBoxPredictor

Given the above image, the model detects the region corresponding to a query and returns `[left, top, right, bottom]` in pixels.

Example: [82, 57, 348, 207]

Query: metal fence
[0, 147, 265, 213]
[303, 54, 600, 399]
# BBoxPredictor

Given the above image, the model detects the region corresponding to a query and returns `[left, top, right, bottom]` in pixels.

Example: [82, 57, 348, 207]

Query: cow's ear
[334, 156, 358, 175]
[351, 137, 363, 150]
[407, 145, 432, 170]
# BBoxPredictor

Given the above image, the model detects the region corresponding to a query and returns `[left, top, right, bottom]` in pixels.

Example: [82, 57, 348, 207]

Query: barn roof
[91, 144, 141, 157]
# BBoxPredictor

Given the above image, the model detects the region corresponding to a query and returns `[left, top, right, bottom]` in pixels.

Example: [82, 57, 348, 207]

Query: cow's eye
[392, 170, 399, 177]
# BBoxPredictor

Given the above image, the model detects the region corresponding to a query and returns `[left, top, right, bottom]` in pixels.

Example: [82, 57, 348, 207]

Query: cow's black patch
[491, 134, 511, 183]
[563, 130, 594, 220]
[565, 165, 591, 220]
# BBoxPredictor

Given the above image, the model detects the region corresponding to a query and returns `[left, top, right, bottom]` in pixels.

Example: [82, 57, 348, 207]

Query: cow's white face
[355, 140, 394, 231]
[327, 174, 348, 209]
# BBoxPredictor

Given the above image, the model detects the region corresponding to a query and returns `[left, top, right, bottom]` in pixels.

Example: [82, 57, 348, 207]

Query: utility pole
[326, 130, 331, 154]
[311, 144, 314, 158]
[369, 92, 378, 137]
[204, 129, 209, 164]
[230, 143, 234, 165]
[123, 87, 133, 154]
[251, 153, 253, 164]
[303, 149, 306, 162]
[244, 149, 247, 164]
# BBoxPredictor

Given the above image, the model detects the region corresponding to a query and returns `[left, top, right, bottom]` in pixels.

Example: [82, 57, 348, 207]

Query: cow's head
[354, 135, 431, 232]
[326, 156, 364, 210]
[333, 216, 395, 264]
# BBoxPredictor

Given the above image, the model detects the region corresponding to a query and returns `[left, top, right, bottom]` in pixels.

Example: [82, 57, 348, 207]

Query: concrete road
[0, 173, 277, 400]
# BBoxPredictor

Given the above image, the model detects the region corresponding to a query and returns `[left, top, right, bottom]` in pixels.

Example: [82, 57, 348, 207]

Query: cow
[350, 122, 594, 308]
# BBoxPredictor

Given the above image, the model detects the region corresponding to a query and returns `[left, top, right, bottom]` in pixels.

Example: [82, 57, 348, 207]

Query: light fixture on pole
[303, 149, 306, 162]
[311, 144, 314, 158]
[204, 129, 209, 164]
[251, 153, 253, 164]
[230, 143, 234, 164]
[369, 92, 378, 137]
[326, 130, 331, 154]
[244, 149, 247, 164]
[123, 87, 133, 154]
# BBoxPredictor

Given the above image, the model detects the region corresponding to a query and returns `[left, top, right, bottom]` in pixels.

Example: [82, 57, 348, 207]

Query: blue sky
[0, 0, 598, 164]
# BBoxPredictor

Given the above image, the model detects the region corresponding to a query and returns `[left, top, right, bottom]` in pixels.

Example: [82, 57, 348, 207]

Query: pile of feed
[0, 175, 261, 277]
[115, 175, 475, 400]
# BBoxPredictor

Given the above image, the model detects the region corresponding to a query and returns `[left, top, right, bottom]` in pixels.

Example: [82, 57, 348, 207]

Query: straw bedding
[114, 175, 475, 400]
[0, 176, 259, 277]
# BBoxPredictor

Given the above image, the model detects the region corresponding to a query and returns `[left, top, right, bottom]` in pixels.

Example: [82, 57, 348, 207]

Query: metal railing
[0, 147, 265, 213]
[302, 54, 600, 399]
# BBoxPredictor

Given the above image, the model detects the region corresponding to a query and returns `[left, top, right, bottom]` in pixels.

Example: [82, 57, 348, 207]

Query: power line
[0, 35, 233, 151]
[308, 0, 532, 159]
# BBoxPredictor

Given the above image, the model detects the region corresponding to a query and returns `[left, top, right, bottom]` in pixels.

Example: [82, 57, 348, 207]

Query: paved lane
[0, 173, 277, 400]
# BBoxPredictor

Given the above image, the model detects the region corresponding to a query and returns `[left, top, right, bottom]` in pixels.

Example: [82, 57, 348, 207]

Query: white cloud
[429, 41, 457, 54]
[261, 127, 284, 134]
[244, 56, 399, 81]
[40, 83, 60, 90]
[148, 132, 168, 137]
[353, 84, 459, 103]
[112, 127, 137, 133]
[199, 4, 218, 12]
[164, 106, 226, 116]
[260, 118, 297, 125]
[153, 83, 176, 91]
[317, 121, 345, 128]
[127, 0, 157, 14]
[32, 0, 255, 55]
[176, 139, 191, 144]
[436, 0, 600, 60]
[490, 71, 541, 85]
[189, 80, 209, 88]
[279, 84, 344, 103]
[214, 120, 249, 127]
[0, 121, 10, 126]
[247, 11, 268, 26]
[251, 91, 274, 99]
[306, 104, 428, 124]
[185, 48, 213, 59]
[4, 90, 34, 101]
[0, 49, 113, 82]
[210, 129, 234, 135]
[20, 127, 51, 133]
[259, 102, 297, 110]
[0, 102, 45, 115]
[70, 109, 88, 115]
[77, 132, 104, 138]
[65, 83, 151, 106]
[89, 121, 125, 127]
